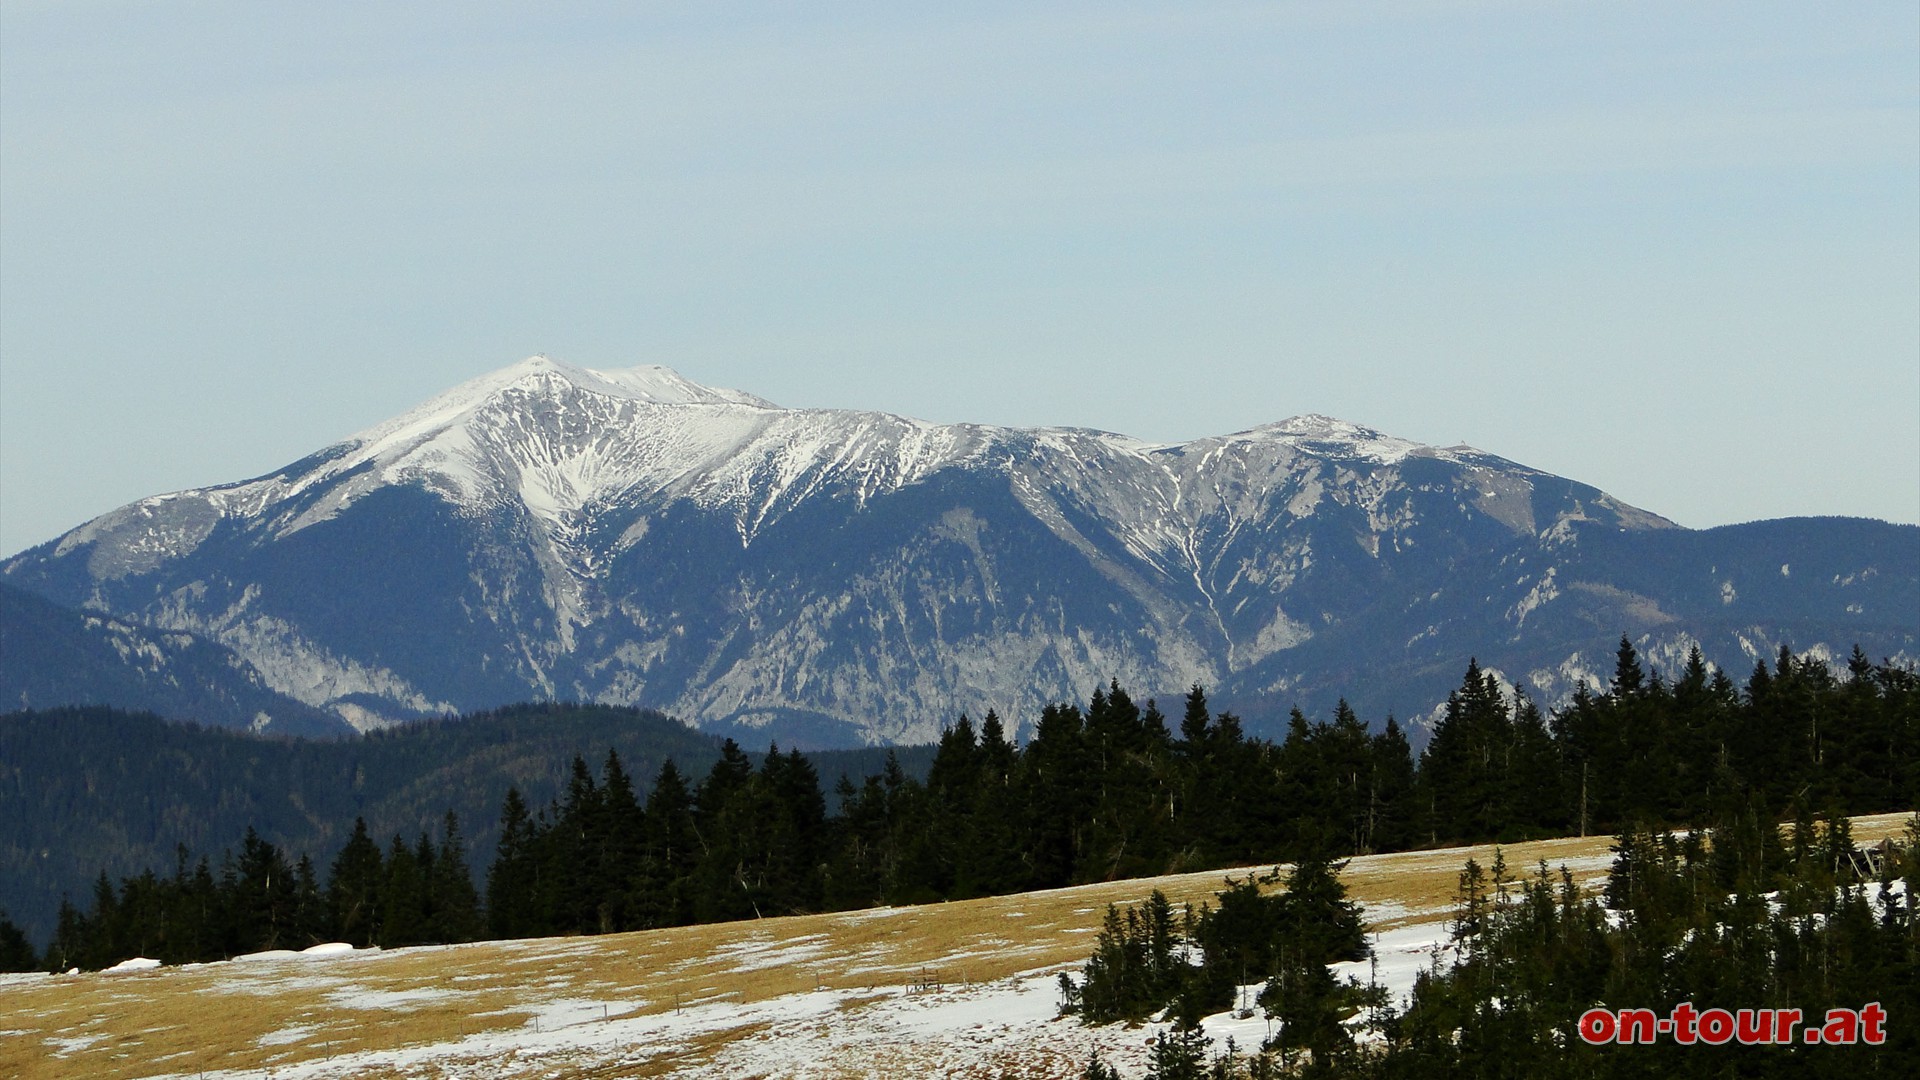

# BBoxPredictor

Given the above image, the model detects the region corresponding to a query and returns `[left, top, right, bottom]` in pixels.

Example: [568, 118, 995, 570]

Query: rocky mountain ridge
[5, 357, 1912, 744]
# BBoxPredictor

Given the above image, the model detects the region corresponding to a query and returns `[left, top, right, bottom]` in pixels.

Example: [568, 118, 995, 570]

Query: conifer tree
[234, 828, 298, 952]
[328, 818, 386, 947]
[379, 834, 428, 947]
[1019, 703, 1091, 888]
[485, 788, 540, 940]
[291, 855, 327, 948]
[1078, 1052, 1122, 1080]
[958, 710, 1025, 896]
[760, 745, 828, 914]
[1507, 688, 1561, 836]
[692, 740, 768, 921]
[0, 910, 37, 973]
[550, 755, 606, 934]
[1143, 1023, 1210, 1080]
[1367, 716, 1419, 854]
[428, 812, 482, 943]
[45, 897, 85, 972]
[1324, 699, 1375, 856]
[1274, 856, 1367, 967]
[596, 749, 645, 931]
[1083, 683, 1174, 880]
[1421, 660, 1515, 843]
[636, 760, 697, 928]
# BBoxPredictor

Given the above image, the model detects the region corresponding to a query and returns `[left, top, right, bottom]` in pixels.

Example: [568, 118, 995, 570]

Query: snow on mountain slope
[213, 356, 1648, 559]
[7, 357, 1910, 744]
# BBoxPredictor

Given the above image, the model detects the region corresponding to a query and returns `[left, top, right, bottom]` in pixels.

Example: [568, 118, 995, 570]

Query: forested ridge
[3, 638, 1911, 974]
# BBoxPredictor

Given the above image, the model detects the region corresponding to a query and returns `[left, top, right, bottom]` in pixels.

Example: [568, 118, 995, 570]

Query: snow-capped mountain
[5, 357, 1914, 743]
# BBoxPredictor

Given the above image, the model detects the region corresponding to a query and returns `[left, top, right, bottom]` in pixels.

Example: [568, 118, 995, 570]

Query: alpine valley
[4, 357, 1915, 745]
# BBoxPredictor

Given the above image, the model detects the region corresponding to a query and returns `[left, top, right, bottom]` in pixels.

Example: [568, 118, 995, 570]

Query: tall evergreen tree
[589, 750, 644, 932]
[328, 818, 386, 947]
[379, 834, 429, 947]
[1421, 660, 1515, 843]
[233, 828, 298, 953]
[1019, 702, 1092, 888]
[759, 746, 828, 914]
[428, 812, 482, 943]
[1368, 715, 1419, 854]
[0, 909, 37, 972]
[636, 760, 697, 928]
[485, 788, 540, 940]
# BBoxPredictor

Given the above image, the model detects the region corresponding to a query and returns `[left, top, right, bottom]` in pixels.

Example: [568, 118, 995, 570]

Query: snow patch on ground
[101, 957, 162, 974]
[1334, 921, 1452, 1012]
[325, 986, 468, 1010]
[517, 997, 643, 1030]
[45, 1033, 110, 1055]
[259, 1024, 319, 1047]
[697, 932, 831, 973]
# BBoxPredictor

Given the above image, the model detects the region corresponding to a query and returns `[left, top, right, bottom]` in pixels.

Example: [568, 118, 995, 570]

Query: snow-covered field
[5, 814, 1909, 1080]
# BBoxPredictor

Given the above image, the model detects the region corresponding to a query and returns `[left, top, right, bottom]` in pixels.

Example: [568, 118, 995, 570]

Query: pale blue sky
[3, 2, 1916, 556]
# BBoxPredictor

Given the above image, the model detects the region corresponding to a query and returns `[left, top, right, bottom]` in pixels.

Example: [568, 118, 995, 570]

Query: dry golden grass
[3, 811, 1909, 1080]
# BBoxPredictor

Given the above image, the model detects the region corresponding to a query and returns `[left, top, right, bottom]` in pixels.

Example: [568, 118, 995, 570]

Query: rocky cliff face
[6, 357, 1913, 744]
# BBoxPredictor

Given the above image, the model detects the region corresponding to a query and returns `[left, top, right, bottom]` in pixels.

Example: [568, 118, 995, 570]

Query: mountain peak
[472, 356, 778, 410]
[1270, 413, 1382, 438]
[342, 357, 776, 461]
[1203, 413, 1442, 465]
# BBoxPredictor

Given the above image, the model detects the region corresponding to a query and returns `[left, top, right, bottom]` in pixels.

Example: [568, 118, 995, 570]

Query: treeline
[1074, 809, 1919, 1079]
[1424, 641, 1919, 844]
[6, 640, 1914, 970]
[28, 816, 482, 972]
[0, 701, 928, 947]
[472, 683, 1413, 939]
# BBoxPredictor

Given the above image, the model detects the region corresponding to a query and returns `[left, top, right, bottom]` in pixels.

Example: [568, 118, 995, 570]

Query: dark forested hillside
[0, 702, 932, 948]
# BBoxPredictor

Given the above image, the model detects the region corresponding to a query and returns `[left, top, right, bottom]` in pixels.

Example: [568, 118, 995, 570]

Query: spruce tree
[1143, 1023, 1210, 1080]
[328, 818, 386, 947]
[45, 897, 86, 972]
[1275, 856, 1367, 966]
[958, 710, 1025, 896]
[429, 812, 482, 943]
[1507, 689, 1561, 836]
[637, 760, 697, 928]
[379, 834, 428, 947]
[692, 740, 769, 921]
[234, 828, 298, 953]
[595, 750, 644, 932]
[1421, 660, 1515, 843]
[1367, 716, 1418, 854]
[1324, 699, 1374, 856]
[551, 755, 605, 934]
[0, 910, 37, 972]
[1018, 703, 1090, 888]
[486, 788, 540, 940]
[761, 746, 828, 914]
[291, 855, 327, 948]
